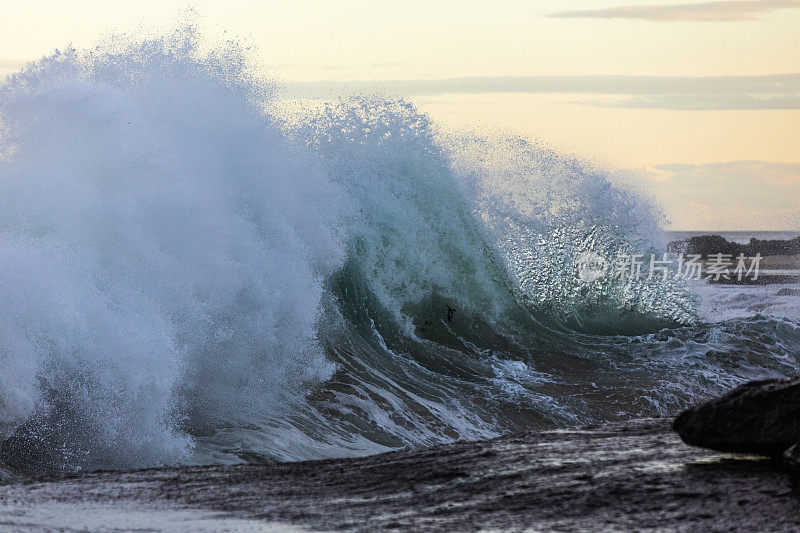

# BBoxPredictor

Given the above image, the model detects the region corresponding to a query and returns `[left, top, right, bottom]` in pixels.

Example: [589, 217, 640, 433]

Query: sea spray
[0, 27, 344, 472]
[445, 135, 696, 332]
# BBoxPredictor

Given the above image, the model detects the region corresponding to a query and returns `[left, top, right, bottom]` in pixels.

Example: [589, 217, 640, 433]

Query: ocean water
[0, 28, 798, 476]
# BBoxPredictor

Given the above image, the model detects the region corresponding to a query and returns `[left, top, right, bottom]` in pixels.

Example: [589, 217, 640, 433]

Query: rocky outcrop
[673, 377, 800, 456]
[667, 235, 800, 258]
[744, 237, 800, 256]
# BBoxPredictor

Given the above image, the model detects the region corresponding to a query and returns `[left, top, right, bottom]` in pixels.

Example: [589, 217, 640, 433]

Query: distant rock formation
[667, 235, 800, 258]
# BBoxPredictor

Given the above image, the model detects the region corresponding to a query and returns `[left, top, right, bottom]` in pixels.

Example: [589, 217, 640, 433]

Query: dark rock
[666, 235, 800, 258]
[688, 235, 741, 257]
[783, 443, 800, 474]
[745, 237, 800, 257]
[673, 377, 800, 456]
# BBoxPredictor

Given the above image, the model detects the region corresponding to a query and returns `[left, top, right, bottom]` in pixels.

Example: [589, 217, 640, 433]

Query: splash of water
[0, 27, 344, 471]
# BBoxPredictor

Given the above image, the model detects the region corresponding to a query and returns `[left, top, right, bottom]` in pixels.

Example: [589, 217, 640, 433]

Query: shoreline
[2, 418, 799, 532]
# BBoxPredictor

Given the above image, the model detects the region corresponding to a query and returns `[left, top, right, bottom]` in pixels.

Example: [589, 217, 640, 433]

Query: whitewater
[0, 28, 798, 476]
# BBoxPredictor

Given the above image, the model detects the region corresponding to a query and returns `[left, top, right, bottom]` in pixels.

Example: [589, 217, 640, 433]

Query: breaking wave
[0, 26, 797, 475]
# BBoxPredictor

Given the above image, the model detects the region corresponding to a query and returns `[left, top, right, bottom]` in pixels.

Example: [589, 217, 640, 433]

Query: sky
[1, 1, 798, 230]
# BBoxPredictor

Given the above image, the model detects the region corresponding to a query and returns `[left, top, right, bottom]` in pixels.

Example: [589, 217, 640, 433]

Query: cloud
[594, 94, 800, 110]
[654, 161, 800, 188]
[618, 161, 800, 229]
[0, 59, 25, 70]
[549, 0, 800, 22]
[264, 62, 306, 69]
[284, 73, 800, 109]
[370, 62, 410, 68]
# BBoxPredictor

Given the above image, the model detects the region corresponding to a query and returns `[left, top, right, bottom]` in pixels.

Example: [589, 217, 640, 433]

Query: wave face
[1, 29, 798, 474]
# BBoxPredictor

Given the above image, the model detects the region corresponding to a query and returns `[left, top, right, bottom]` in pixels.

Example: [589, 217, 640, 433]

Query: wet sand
[2, 419, 799, 532]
